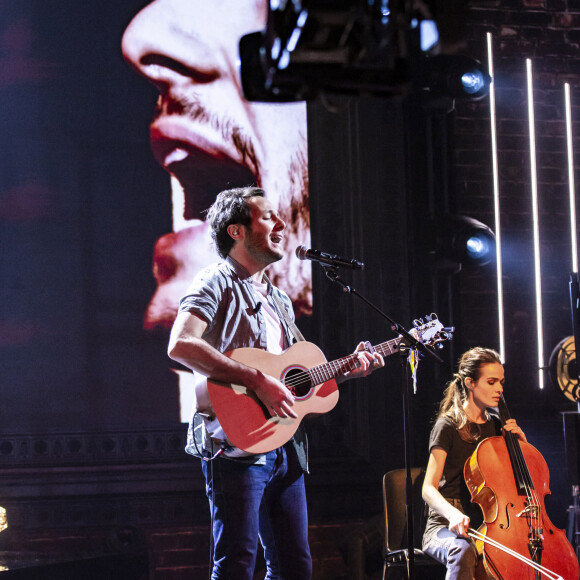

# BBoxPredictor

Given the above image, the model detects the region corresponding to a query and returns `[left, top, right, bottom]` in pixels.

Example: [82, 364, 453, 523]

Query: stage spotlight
[465, 234, 491, 261]
[432, 215, 496, 269]
[416, 55, 491, 101]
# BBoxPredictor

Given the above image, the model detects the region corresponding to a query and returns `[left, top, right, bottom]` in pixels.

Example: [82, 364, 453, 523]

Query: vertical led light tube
[526, 59, 545, 389]
[487, 33, 505, 362]
[565, 83, 578, 272]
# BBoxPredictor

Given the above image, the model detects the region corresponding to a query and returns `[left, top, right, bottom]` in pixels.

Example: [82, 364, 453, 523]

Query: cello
[463, 394, 579, 580]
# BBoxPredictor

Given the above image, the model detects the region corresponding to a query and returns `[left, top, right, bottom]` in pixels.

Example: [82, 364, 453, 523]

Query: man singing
[168, 186, 383, 579]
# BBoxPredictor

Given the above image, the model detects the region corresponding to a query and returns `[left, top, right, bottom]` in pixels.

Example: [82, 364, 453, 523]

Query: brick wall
[454, 0, 580, 350]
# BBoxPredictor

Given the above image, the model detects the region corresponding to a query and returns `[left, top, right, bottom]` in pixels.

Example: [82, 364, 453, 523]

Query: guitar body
[205, 314, 450, 455]
[207, 341, 339, 454]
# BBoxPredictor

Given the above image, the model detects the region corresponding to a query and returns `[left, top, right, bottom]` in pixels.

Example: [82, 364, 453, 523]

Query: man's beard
[244, 229, 285, 266]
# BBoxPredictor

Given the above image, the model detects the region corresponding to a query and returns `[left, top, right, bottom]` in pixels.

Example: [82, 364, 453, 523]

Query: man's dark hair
[206, 186, 265, 258]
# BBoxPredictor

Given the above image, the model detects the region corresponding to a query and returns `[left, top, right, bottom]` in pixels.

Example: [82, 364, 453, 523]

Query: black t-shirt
[428, 414, 501, 523]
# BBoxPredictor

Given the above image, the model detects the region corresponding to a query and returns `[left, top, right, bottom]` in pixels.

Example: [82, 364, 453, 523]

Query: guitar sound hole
[284, 368, 312, 398]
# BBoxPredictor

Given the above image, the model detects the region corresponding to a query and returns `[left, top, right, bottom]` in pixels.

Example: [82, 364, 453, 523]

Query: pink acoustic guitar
[207, 314, 451, 454]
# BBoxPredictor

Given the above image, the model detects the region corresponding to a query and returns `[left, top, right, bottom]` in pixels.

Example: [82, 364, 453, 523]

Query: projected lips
[150, 118, 258, 220]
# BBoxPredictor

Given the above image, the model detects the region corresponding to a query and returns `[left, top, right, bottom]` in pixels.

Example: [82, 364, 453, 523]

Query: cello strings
[510, 430, 544, 535]
[497, 410, 542, 553]
[500, 395, 544, 538]
[505, 431, 542, 540]
[467, 528, 562, 580]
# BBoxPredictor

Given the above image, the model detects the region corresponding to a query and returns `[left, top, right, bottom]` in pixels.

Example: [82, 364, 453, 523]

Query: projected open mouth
[150, 116, 258, 221]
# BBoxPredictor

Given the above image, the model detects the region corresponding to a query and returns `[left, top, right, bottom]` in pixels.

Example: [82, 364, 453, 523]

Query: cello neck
[498, 394, 534, 495]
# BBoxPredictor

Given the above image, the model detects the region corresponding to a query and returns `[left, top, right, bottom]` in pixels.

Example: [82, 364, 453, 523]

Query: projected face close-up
[122, 0, 312, 330]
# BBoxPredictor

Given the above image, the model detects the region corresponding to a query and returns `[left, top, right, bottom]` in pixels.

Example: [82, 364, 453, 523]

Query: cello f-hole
[499, 502, 514, 529]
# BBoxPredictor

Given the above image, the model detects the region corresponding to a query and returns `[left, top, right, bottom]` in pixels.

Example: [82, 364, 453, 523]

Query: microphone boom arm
[296, 245, 364, 270]
[321, 265, 442, 364]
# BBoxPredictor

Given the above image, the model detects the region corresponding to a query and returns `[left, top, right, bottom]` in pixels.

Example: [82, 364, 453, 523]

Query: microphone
[295, 245, 364, 270]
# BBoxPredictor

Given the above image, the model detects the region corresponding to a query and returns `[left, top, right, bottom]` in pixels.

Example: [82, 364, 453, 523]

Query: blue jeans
[422, 500, 479, 580]
[201, 444, 312, 580]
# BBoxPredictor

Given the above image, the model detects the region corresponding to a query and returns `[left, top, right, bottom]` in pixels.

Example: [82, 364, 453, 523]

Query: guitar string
[284, 353, 370, 390]
[284, 339, 399, 387]
[280, 323, 443, 390]
[280, 328, 442, 391]
[282, 339, 401, 390]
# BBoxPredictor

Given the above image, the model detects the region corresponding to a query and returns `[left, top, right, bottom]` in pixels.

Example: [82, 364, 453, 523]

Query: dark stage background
[1, 1, 579, 578]
[0, 1, 174, 432]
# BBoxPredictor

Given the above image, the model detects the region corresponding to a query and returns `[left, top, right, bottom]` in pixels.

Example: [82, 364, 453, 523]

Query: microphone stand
[321, 265, 443, 580]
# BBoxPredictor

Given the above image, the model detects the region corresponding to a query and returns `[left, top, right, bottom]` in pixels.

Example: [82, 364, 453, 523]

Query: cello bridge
[516, 504, 539, 519]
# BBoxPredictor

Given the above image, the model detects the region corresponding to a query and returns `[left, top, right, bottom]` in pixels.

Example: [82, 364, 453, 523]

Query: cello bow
[466, 527, 563, 580]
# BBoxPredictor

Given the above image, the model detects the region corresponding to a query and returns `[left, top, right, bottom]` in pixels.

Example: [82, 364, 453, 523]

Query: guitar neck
[308, 337, 403, 385]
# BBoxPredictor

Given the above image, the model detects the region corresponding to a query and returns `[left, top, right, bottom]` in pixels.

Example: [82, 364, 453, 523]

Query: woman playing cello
[421, 347, 527, 579]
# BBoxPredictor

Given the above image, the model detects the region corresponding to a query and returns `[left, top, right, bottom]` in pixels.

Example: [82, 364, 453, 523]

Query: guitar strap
[269, 283, 305, 343]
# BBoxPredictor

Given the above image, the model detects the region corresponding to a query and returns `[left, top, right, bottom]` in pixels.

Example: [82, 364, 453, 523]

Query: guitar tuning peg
[424, 314, 432, 322]
[430, 313, 438, 320]
[413, 318, 422, 327]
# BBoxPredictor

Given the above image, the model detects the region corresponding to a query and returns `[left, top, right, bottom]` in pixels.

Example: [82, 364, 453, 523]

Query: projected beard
[121, 0, 312, 331]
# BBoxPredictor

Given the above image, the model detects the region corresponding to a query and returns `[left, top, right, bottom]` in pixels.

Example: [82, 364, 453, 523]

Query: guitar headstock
[412, 313, 454, 348]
